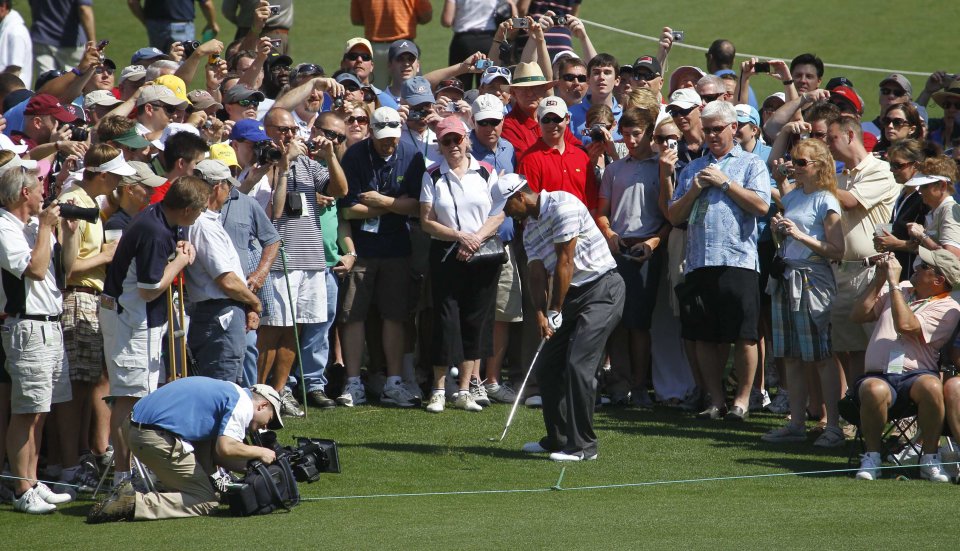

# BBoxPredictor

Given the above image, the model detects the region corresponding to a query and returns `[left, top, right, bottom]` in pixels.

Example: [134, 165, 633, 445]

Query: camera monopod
[280, 240, 309, 417]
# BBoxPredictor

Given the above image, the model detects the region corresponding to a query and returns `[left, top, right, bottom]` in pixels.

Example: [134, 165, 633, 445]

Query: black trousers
[535, 271, 625, 456]
[449, 30, 495, 90]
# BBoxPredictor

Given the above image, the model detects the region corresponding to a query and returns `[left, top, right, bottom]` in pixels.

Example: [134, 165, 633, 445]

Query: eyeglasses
[889, 160, 915, 170]
[346, 115, 369, 125]
[318, 127, 346, 144]
[702, 124, 730, 136]
[540, 115, 564, 125]
[655, 135, 679, 144]
[440, 134, 464, 147]
[561, 73, 587, 83]
[373, 121, 401, 130]
[945, 101, 960, 110]
[883, 117, 910, 129]
[810, 131, 828, 140]
[151, 103, 179, 116]
[476, 118, 501, 127]
[792, 158, 818, 167]
[269, 64, 291, 73]
[96, 67, 114, 76]
[880, 87, 907, 97]
[344, 52, 372, 62]
[700, 93, 722, 103]
[235, 99, 259, 108]
[632, 72, 659, 82]
[667, 105, 695, 117]
[917, 261, 941, 275]
[268, 125, 297, 134]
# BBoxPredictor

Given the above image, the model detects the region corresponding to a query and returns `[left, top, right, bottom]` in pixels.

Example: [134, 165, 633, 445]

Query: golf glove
[546, 310, 563, 331]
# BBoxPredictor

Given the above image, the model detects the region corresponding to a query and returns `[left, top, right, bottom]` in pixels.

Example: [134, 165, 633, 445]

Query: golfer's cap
[209, 143, 240, 168]
[0, 133, 28, 155]
[668, 88, 702, 110]
[155, 75, 191, 105]
[0, 153, 38, 174]
[230, 119, 271, 142]
[472, 93, 504, 121]
[110, 128, 151, 150]
[250, 384, 284, 429]
[84, 89, 122, 110]
[155, 122, 200, 151]
[371, 106, 402, 139]
[904, 174, 951, 188]
[491, 173, 528, 212]
[195, 159, 241, 187]
[343, 37, 373, 56]
[122, 161, 166, 188]
[136, 85, 186, 107]
[918, 246, 960, 288]
[85, 152, 137, 176]
[118, 64, 147, 85]
[536, 96, 568, 121]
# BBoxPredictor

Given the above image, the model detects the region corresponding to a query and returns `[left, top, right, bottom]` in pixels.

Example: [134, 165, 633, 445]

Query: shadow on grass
[354, 441, 544, 460]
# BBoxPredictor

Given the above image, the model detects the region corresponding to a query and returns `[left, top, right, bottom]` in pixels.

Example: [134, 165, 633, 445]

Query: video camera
[255, 431, 341, 483]
[41, 197, 100, 223]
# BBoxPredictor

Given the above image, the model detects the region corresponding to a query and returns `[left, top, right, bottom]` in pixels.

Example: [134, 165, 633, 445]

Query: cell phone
[671, 30, 685, 42]
[474, 59, 493, 71]
[511, 17, 529, 29]
[96, 39, 109, 51]
[268, 4, 280, 15]
[667, 139, 678, 151]
[754, 61, 771, 73]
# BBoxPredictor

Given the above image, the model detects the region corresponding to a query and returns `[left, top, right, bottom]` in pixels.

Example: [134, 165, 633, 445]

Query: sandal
[813, 426, 846, 448]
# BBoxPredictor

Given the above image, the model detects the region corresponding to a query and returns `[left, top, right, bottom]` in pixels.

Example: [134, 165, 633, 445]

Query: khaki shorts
[2, 318, 70, 414]
[339, 256, 413, 323]
[63, 289, 105, 383]
[495, 243, 523, 322]
[831, 263, 875, 352]
[101, 302, 166, 398]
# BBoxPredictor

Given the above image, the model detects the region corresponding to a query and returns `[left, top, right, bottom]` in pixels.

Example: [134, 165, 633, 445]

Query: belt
[130, 416, 176, 436]
[65, 285, 100, 295]
[15, 314, 61, 322]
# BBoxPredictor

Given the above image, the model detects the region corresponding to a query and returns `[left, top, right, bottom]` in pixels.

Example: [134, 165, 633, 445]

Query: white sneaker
[14, 487, 56, 514]
[485, 382, 518, 403]
[521, 441, 549, 453]
[470, 379, 491, 407]
[34, 481, 73, 504]
[452, 391, 483, 412]
[425, 391, 445, 413]
[381, 381, 419, 408]
[549, 451, 598, 462]
[524, 395, 542, 408]
[856, 452, 882, 480]
[767, 390, 790, 414]
[919, 453, 950, 483]
[336, 380, 367, 407]
[749, 388, 771, 411]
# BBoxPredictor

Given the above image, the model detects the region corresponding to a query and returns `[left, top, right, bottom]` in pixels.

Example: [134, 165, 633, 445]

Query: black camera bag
[227, 454, 300, 516]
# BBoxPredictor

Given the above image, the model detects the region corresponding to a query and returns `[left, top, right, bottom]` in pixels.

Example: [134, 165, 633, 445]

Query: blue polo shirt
[131, 377, 250, 442]
[103, 203, 178, 328]
[2, 99, 28, 137]
[470, 132, 516, 241]
[339, 138, 426, 258]
[569, 94, 623, 146]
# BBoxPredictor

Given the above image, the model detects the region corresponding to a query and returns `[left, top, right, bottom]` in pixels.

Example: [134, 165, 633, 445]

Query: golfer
[497, 174, 625, 461]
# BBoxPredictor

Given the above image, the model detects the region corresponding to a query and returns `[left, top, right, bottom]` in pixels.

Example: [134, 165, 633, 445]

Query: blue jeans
[146, 19, 195, 52]
[187, 300, 245, 385]
[242, 329, 258, 387]
[287, 271, 338, 392]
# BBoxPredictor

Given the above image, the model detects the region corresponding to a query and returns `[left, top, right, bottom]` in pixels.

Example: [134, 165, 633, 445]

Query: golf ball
[449, 367, 459, 378]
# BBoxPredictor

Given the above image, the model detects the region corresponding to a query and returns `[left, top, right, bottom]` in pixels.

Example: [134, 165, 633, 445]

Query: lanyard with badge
[886, 289, 950, 374]
[688, 156, 731, 226]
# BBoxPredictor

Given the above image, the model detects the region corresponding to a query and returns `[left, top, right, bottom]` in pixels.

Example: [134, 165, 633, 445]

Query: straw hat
[932, 78, 960, 109]
[510, 62, 553, 88]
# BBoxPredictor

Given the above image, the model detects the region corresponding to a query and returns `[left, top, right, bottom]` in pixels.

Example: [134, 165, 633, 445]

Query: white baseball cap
[154, 122, 201, 151]
[471, 94, 504, 122]
[84, 90, 123, 110]
[371, 106, 402, 139]
[536, 96, 568, 121]
[668, 88, 702, 110]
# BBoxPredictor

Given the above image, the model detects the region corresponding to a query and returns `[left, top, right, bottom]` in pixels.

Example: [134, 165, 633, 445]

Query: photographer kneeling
[87, 377, 282, 523]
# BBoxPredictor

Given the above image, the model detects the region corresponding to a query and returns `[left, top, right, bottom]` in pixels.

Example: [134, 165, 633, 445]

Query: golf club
[493, 337, 546, 442]
[280, 240, 309, 417]
[166, 285, 177, 382]
[177, 274, 188, 378]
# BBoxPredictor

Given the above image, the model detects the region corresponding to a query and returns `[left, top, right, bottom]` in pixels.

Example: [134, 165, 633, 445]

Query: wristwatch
[720, 180, 731, 193]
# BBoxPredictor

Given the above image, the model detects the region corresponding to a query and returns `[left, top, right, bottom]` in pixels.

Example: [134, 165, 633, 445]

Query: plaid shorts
[771, 273, 832, 362]
[63, 289, 104, 383]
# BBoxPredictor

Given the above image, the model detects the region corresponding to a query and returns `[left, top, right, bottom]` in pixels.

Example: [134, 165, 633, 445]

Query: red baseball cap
[24, 94, 78, 123]
[830, 86, 863, 115]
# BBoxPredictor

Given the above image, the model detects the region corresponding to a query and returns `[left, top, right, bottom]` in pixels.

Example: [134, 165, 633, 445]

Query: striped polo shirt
[523, 190, 616, 287]
[269, 155, 327, 272]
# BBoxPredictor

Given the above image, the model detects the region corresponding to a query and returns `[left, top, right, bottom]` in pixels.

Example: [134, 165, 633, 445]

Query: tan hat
[932, 78, 960, 109]
[918, 246, 960, 288]
[84, 90, 122, 110]
[250, 384, 284, 429]
[122, 161, 167, 188]
[136, 85, 187, 107]
[511, 62, 552, 87]
[344, 37, 373, 56]
[186, 90, 222, 110]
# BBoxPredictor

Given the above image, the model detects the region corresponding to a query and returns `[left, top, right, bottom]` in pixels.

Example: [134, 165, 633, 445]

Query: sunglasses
[917, 261, 942, 275]
[792, 158, 817, 167]
[810, 131, 828, 140]
[540, 115, 564, 125]
[295, 63, 323, 77]
[889, 160, 915, 170]
[346, 115, 369, 125]
[655, 135, 680, 144]
[235, 99, 259, 108]
[152, 103, 179, 116]
[667, 105, 695, 117]
[485, 66, 511, 77]
[96, 67, 115, 76]
[703, 124, 730, 136]
[632, 72, 659, 82]
[476, 118, 501, 127]
[344, 52, 372, 62]
[440, 134, 464, 147]
[343, 83, 361, 93]
[700, 93, 722, 103]
[945, 101, 960, 110]
[883, 117, 910, 129]
[373, 121, 401, 130]
[561, 73, 588, 83]
[269, 64, 291, 73]
[318, 127, 347, 144]
[268, 125, 297, 134]
[880, 87, 907, 97]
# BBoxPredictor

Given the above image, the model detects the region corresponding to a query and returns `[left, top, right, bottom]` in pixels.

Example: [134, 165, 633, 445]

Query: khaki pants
[124, 422, 219, 520]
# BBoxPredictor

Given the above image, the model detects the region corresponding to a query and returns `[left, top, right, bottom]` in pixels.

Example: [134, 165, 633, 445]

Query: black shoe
[280, 388, 305, 418]
[307, 390, 336, 409]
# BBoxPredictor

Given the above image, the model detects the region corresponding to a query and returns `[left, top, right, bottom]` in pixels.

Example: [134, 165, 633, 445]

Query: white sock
[386, 375, 402, 386]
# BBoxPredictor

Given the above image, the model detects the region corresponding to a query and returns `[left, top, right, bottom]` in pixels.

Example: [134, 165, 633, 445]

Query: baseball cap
[918, 246, 960, 288]
[266, 49, 293, 68]
[122, 160, 167, 188]
[735, 104, 760, 127]
[388, 39, 419, 62]
[118, 65, 147, 85]
[155, 123, 200, 151]
[491, 173, 528, 212]
[85, 152, 137, 176]
[0, 153, 38, 174]
[668, 88, 702, 110]
[24, 94, 77, 123]
[633, 56, 662, 76]
[35, 70, 64, 91]
[343, 37, 373, 56]
[136, 85, 187, 107]
[830, 85, 863, 115]
[480, 67, 511, 87]
[436, 79, 465, 96]
[552, 50, 580, 66]
[880, 73, 913, 96]
[0, 133, 28, 155]
[155, 74, 191, 105]
[826, 76, 854, 91]
[335, 72, 363, 89]
[84, 90, 122, 110]
[110, 127, 151, 149]
[209, 143, 240, 168]
[669, 66, 706, 94]
[763, 92, 786, 108]
[371, 106, 402, 139]
[472, 93, 504, 121]
[401, 76, 434, 106]
[223, 84, 266, 105]
[230, 119, 271, 142]
[195, 159, 241, 187]
[436, 117, 466, 141]
[186, 90, 222, 111]
[250, 384, 284, 429]
[905, 174, 951, 188]
[536, 95, 568, 121]
[130, 47, 169, 65]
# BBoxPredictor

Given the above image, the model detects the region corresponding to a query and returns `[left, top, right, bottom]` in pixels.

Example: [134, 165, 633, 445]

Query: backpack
[226, 454, 300, 516]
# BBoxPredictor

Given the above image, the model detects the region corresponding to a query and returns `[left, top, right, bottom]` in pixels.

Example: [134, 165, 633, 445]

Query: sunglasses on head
[346, 115, 369, 125]
[373, 121, 401, 130]
[561, 73, 587, 83]
[540, 114, 564, 125]
[792, 158, 817, 167]
[667, 105, 695, 117]
[702, 124, 730, 135]
[880, 87, 907, 97]
[485, 66, 510, 77]
[476, 118, 501, 127]
[440, 134, 464, 147]
[296, 63, 323, 77]
[344, 52, 372, 62]
[883, 117, 910, 129]
[236, 98, 259, 108]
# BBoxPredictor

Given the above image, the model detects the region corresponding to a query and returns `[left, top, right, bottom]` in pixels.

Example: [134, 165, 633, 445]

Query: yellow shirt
[58, 185, 105, 291]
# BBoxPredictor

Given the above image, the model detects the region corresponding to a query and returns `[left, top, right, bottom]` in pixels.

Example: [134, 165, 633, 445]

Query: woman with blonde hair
[762, 138, 846, 447]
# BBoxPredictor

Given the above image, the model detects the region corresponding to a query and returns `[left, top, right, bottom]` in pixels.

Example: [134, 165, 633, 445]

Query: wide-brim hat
[510, 62, 553, 88]
[932, 79, 960, 109]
